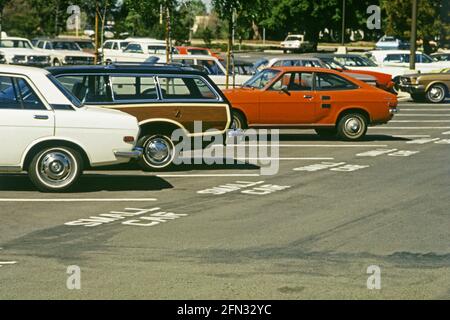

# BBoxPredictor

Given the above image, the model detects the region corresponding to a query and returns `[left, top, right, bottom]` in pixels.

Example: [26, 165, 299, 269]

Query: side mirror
[281, 85, 290, 95]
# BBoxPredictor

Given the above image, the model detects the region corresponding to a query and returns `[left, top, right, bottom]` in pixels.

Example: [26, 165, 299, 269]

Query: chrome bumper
[114, 147, 143, 159]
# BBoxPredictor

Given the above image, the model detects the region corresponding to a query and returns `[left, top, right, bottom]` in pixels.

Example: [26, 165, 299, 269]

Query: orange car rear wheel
[337, 113, 368, 141]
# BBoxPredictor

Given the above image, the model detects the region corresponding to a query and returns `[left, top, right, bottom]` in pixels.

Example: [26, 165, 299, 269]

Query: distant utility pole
[341, 0, 346, 45]
[95, 0, 99, 64]
[165, 3, 172, 63]
[409, 0, 418, 70]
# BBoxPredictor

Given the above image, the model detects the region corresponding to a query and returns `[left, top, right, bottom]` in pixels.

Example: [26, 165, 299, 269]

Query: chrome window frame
[54, 72, 223, 105]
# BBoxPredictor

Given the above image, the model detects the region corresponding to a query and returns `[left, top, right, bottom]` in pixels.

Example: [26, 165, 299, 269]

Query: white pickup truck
[0, 65, 141, 192]
[280, 34, 316, 53]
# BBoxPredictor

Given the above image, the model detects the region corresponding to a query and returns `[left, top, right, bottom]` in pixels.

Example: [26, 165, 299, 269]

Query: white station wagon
[0, 65, 141, 192]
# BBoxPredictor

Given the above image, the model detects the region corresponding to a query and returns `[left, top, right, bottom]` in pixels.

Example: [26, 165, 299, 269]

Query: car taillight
[123, 136, 135, 143]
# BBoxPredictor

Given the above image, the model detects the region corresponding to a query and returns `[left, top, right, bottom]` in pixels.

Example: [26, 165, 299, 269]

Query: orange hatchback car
[223, 67, 398, 140]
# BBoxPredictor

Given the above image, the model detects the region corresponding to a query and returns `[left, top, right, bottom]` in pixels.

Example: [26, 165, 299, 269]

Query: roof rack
[108, 61, 200, 71]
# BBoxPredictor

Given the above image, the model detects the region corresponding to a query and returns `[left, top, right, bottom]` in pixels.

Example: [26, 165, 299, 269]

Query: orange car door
[313, 72, 361, 121]
[258, 72, 318, 124]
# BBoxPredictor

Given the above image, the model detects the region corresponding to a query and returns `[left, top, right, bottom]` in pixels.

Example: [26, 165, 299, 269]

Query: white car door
[0, 75, 54, 166]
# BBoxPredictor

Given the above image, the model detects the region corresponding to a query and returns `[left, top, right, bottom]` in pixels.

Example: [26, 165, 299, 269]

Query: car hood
[81, 106, 138, 130]
[47, 49, 95, 57]
[343, 72, 377, 82]
[222, 87, 259, 104]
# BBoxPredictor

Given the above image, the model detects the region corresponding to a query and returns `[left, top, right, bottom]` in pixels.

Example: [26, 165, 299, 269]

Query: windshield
[77, 42, 95, 50]
[52, 41, 81, 51]
[0, 39, 32, 49]
[286, 36, 303, 41]
[254, 59, 269, 72]
[47, 74, 83, 108]
[244, 69, 280, 89]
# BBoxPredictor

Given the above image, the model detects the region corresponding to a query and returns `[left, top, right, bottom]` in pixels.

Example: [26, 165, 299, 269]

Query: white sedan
[0, 65, 141, 192]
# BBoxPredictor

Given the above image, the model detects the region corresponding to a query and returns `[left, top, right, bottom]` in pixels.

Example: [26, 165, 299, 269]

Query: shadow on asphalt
[278, 134, 410, 142]
[94, 158, 261, 172]
[0, 174, 173, 192]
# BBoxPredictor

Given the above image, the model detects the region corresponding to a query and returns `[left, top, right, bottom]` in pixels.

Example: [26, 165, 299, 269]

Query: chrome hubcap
[145, 137, 172, 165]
[39, 151, 74, 185]
[344, 118, 363, 136]
[429, 87, 444, 101]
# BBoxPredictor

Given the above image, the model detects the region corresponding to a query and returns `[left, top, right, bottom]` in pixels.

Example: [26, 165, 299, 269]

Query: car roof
[1, 37, 30, 41]
[171, 54, 218, 61]
[269, 66, 337, 73]
[47, 64, 207, 76]
[268, 55, 322, 62]
[0, 64, 50, 77]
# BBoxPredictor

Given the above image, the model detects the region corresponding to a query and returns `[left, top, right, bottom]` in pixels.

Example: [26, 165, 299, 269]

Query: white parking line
[371, 127, 450, 130]
[157, 174, 261, 178]
[391, 120, 450, 123]
[396, 114, 450, 117]
[400, 109, 450, 111]
[235, 157, 335, 160]
[224, 144, 389, 148]
[391, 135, 431, 138]
[0, 261, 17, 265]
[443, 131, 450, 135]
[0, 198, 158, 202]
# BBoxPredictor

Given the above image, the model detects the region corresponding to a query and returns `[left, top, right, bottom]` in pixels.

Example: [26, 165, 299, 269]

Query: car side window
[158, 76, 217, 100]
[0, 76, 21, 109]
[0, 76, 46, 110]
[125, 44, 143, 54]
[198, 60, 224, 75]
[45, 42, 52, 50]
[315, 73, 358, 91]
[103, 42, 112, 49]
[111, 76, 158, 101]
[270, 72, 313, 91]
[15, 78, 46, 110]
[56, 75, 89, 102]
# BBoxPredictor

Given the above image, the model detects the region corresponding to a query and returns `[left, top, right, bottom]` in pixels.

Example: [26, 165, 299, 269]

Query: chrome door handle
[303, 95, 313, 99]
[34, 115, 49, 120]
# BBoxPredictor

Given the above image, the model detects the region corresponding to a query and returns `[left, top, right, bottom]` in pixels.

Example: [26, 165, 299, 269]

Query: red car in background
[176, 46, 222, 61]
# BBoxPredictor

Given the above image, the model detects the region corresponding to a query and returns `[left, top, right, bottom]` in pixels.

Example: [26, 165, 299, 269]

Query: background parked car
[0, 35, 51, 67]
[102, 39, 130, 64]
[375, 36, 410, 50]
[0, 65, 140, 192]
[399, 68, 450, 103]
[431, 52, 450, 62]
[34, 39, 95, 66]
[280, 34, 316, 53]
[176, 46, 222, 60]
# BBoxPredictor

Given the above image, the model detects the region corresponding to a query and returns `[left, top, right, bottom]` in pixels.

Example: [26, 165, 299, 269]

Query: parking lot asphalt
[0, 101, 449, 299]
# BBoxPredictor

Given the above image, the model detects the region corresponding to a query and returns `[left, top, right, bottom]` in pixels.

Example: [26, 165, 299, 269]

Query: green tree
[381, 0, 444, 53]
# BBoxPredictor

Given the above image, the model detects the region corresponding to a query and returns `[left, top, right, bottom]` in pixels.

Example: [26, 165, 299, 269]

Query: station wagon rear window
[158, 76, 218, 100]
[111, 76, 158, 101]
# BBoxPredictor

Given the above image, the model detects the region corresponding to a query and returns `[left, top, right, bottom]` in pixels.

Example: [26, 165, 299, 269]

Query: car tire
[337, 113, 368, 141]
[53, 59, 61, 67]
[28, 147, 83, 192]
[137, 133, 177, 171]
[231, 111, 247, 130]
[425, 84, 447, 104]
[411, 93, 426, 102]
[315, 128, 337, 138]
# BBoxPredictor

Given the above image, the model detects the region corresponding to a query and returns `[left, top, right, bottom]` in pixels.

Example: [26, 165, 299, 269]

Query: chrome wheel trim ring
[427, 86, 445, 102]
[231, 115, 242, 130]
[344, 116, 364, 137]
[36, 149, 77, 188]
[143, 135, 175, 168]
